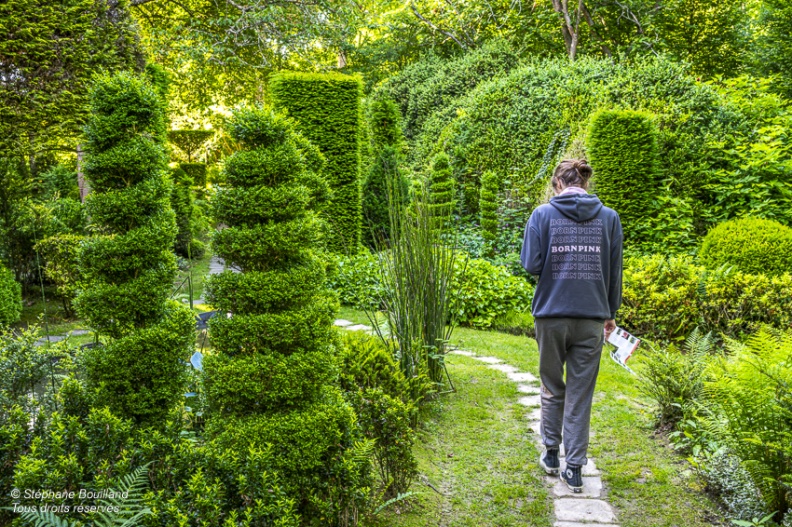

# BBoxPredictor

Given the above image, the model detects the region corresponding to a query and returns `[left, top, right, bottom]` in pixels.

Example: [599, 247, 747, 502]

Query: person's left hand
[604, 319, 617, 339]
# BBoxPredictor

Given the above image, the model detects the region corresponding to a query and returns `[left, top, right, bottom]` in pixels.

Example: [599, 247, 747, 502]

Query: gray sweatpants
[535, 317, 604, 467]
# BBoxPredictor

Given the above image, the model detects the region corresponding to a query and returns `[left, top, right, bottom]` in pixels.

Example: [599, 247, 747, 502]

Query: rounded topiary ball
[699, 217, 792, 276]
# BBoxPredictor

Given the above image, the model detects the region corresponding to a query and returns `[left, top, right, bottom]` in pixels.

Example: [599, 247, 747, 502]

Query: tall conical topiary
[204, 107, 369, 521]
[428, 152, 455, 233]
[75, 72, 195, 427]
[363, 98, 408, 248]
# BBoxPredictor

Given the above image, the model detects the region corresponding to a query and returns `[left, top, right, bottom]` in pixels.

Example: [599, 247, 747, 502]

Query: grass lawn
[338, 307, 727, 527]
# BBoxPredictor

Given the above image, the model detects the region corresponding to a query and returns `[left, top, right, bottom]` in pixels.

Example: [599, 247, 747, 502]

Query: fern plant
[638, 328, 717, 429]
[702, 328, 792, 518]
[18, 465, 152, 527]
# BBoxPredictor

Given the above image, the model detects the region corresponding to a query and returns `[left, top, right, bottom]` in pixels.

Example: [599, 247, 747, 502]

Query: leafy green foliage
[329, 252, 533, 331]
[450, 257, 532, 329]
[479, 170, 499, 256]
[587, 109, 661, 247]
[34, 234, 83, 317]
[0, 264, 21, 327]
[206, 106, 370, 523]
[179, 162, 208, 187]
[170, 167, 197, 258]
[168, 130, 214, 163]
[703, 329, 792, 517]
[338, 332, 418, 498]
[75, 72, 194, 427]
[622, 255, 792, 342]
[0, 0, 142, 158]
[700, 218, 792, 276]
[270, 71, 363, 254]
[638, 329, 716, 429]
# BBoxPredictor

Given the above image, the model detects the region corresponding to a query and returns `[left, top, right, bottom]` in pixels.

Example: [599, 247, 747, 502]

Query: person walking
[520, 159, 623, 493]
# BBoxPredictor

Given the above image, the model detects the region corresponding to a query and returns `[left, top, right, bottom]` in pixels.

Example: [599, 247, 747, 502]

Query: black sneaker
[561, 463, 583, 493]
[539, 447, 560, 475]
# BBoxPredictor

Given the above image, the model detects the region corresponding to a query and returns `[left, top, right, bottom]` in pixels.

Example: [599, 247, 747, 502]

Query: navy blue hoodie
[520, 193, 623, 320]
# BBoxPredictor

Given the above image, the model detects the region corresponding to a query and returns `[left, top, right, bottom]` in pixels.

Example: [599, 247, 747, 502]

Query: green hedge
[622, 254, 792, 342]
[75, 72, 194, 427]
[699, 217, 792, 276]
[205, 107, 369, 522]
[179, 162, 207, 186]
[270, 71, 363, 254]
[479, 170, 499, 255]
[587, 109, 662, 247]
[0, 264, 21, 327]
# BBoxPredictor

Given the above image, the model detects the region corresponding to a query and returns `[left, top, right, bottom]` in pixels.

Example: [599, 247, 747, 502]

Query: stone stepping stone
[554, 499, 616, 524]
[487, 364, 518, 374]
[518, 395, 541, 407]
[69, 329, 90, 336]
[528, 407, 542, 421]
[333, 319, 354, 327]
[507, 371, 538, 383]
[34, 335, 67, 346]
[448, 349, 475, 356]
[346, 324, 372, 332]
[472, 356, 502, 364]
[555, 523, 619, 527]
[548, 475, 603, 498]
[517, 384, 540, 395]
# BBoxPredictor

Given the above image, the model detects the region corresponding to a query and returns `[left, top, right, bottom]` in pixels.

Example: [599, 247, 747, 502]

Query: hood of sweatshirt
[549, 193, 603, 222]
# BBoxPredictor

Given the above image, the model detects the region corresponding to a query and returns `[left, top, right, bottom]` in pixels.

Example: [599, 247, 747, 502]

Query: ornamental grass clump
[75, 72, 195, 428]
[204, 107, 370, 523]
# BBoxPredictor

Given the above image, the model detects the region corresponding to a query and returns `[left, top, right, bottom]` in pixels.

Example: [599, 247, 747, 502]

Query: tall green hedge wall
[76, 72, 195, 427]
[587, 109, 661, 247]
[269, 71, 363, 254]
[204, 107, 368, 521]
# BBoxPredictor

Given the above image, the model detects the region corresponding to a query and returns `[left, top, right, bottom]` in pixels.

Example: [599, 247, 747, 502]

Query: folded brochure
[606, 326, 640, 374]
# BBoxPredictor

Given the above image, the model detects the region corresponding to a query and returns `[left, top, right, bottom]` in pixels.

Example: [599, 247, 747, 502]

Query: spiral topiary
[699, 217, 792, 276]
[429, 152, 455, 233]
[75, 72, 195, 428]
[204, 107, 370, 522]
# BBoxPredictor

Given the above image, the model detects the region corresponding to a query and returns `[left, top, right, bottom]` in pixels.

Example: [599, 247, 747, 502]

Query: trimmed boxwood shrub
[699, 217, 792, 276]
[270, 71, 363, 254]
[205, 107, 370, 522]
[0, 264, 21, 327]
[179, 162, 207, 186]
[587, 109, 662, 246]
[75, 72, 195, 427]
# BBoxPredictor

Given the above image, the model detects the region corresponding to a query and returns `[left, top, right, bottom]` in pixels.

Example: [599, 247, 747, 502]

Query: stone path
[335, 318, 621, 527]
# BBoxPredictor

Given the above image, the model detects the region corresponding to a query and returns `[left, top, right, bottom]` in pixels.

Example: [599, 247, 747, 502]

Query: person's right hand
[604, 319, 616, 339]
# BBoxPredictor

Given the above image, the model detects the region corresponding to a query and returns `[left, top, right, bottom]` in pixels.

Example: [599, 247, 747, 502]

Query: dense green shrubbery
[0, 264, 21, 327]
[270, 71, 363, 254]
[34, 234, 83, 317]
[587, 110, 662, 246]
[699, 217, 792, 276]
[329, 252, 533, 330]
[75, 72, 195, 427]
[376, 40, 520, 142]
[380, 55, 792, 252]
[622, 254, 792, 342]
[338, 332, 418, 498]
[206, 106, 370, 523]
